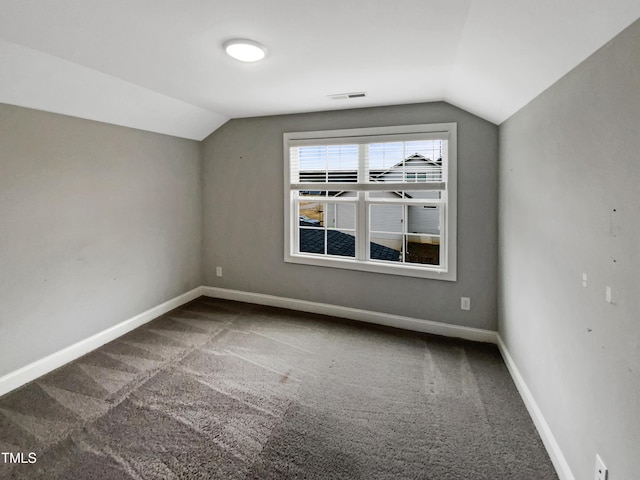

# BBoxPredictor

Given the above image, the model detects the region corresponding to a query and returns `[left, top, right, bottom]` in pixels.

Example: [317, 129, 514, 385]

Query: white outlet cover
[461, 297, 471, 311]
[595, 454, 608, 480]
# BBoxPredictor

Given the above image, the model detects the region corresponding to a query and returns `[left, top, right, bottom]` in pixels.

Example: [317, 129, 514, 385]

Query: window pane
[369, 142, 405, 170]
[405, 140, 444, 165]
[297, 145, 358, 183]
[407, 205, 440, 235]
[326, 145, 358, 172]
[367, 140, 444, 179]
[327, 230, 356, 258]
[370, 204, 403, 233]
[325, 203, 356, 230]
[298, 170, 328, 183]
[368, 190, 394, 198]
[299, 228, 325, 254]
[297, 146, 325, 177]
[298, 190, 328, 198]
[369, 233, 402, 262]
[404, 190, 441, 200]
[299, 202, 324, 227]
[331, 190, 357, 199]
[405, 236, 440, 266]
[403, 159, 442, 182]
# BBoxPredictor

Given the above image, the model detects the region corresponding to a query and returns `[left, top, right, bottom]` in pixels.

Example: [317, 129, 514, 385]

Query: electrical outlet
[582, 273, 588, 287]
[595, 454, 608, 480]
[461, 297, 471, 311]
[605, 286, 612, 303]
[216, 266, 223, 277]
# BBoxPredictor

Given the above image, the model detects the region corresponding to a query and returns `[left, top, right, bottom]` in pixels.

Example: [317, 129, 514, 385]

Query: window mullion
[357, 144, 367, 261]
[439, 202, 446, 269]
[402, 204, 407, 263]
[292, 196, 297, 254]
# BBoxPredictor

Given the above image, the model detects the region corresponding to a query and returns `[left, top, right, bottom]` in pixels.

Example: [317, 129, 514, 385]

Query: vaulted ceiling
[1, 1, 639, 140]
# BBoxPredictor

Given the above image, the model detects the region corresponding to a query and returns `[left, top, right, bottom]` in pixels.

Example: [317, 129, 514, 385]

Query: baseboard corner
[0, 286, 203, 398]
[497, 335, 575, 480]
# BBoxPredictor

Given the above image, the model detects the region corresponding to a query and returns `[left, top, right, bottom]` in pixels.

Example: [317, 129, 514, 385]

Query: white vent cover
[328, 92, 367, 100]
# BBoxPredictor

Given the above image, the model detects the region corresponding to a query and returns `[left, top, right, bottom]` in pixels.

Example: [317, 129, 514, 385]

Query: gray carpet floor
[0, 297, 558, 479]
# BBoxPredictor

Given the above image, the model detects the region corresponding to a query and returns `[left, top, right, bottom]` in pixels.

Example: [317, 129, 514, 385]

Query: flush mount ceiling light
[223, 39, 267, 62]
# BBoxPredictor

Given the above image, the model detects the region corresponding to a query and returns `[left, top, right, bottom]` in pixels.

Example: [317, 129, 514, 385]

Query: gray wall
[0, 104, 203, 377]
[202, 102, 499, 330]
[499, 19, 640, 480]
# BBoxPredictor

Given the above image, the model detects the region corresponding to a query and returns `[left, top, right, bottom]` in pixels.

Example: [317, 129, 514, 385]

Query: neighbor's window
[284, 123, 457, 280]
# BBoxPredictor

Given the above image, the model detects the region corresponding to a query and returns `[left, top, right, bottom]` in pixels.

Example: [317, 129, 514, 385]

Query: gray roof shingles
[299, 227, 400, 261]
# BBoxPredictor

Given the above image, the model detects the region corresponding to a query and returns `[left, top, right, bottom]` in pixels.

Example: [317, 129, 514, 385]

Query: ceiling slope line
[0, 38, 228, 140]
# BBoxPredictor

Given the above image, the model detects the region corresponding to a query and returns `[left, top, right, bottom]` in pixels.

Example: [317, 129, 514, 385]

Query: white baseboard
[497, 335, 575, 480]
[0, 286, 204, 398]
[201, 286, 498, 344]
[0, 284, 572, 480]
[1, 285, 493, 398]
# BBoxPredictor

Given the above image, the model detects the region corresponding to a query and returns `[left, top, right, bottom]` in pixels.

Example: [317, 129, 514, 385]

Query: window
[284, 123, 457, 280]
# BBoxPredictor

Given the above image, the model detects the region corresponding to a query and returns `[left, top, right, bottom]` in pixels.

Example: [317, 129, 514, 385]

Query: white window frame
[284, 123, 457, 281]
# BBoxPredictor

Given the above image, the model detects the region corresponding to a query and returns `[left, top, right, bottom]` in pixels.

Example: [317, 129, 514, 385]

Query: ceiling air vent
[328, 92, 367, 100]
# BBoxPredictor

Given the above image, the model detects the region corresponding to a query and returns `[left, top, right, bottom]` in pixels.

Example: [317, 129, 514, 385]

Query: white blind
[290, 137, 446, 191]
[290, 143, 359, 184]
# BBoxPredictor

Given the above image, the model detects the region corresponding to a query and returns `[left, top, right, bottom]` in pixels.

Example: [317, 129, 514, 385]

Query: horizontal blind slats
[291, 182, 446, 191]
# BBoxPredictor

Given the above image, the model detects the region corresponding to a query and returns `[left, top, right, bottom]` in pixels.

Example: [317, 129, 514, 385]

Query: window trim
[283, 123, 457, 281]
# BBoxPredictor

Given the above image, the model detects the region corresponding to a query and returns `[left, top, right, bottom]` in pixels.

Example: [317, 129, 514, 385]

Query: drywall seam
[0, 286, 205, 397]
[201, 286, 498, 343]
[497, 335, 576, 480]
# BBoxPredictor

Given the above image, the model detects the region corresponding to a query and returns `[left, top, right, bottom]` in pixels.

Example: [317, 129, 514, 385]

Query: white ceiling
[1, 0, 639, 140]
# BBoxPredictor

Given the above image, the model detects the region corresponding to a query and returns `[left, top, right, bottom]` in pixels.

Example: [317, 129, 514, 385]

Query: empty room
[1, 1, 639, 479]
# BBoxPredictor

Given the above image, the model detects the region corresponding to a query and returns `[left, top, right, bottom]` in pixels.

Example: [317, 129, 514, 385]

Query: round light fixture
[223, 39, 267, 63]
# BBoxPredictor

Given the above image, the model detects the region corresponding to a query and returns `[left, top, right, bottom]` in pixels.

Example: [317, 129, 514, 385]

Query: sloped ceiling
[1, 0, 639, 140]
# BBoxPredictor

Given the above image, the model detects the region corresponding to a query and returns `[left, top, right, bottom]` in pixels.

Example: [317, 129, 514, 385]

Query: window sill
[285, 253, 456, 281]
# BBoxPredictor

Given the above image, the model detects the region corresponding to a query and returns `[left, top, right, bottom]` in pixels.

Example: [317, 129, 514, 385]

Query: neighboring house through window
[284, 123, 457, 280]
